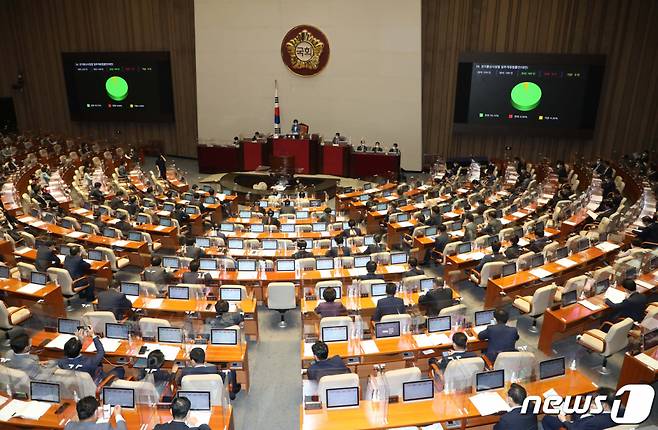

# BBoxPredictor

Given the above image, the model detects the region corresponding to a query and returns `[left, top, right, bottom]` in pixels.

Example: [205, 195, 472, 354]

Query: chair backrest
[493, 352, 536, 382]
[83, 311, 117, 335]
[319, 316, 354, 341]
[444, 357, 485, 392]
[516, 252, 535, 270]
[47, 267, 75, 296]
[401, 275, 430, 292]
[604, 317, 634, 355]
[334, 256, 354, 268]
[52, 369, 96, 399]
[111, 379, 159, 404]
[442, 242, 460, 258]
[438, 304, 467, 319]
[542, 242, 561, 259]
[592, 266, 614, 282]
[139, 317, 170, 339]
[384, 367, 422, 398]
[181, 374, 225, 406]
[380, 313, 412, 334]
[175, 284, 205, 300]
[296, 258, 316, 271]
[0, 365, 30, 394]
[478, 262, 506, 287]
[0, 301, 12, 330]
[562, 275, 589, 296]
[315, 280, 343, 300]
[370, 252, 391, 265]
[529, 284, 558, 317]
[138, 281, 159, 297]
[317, 373, 360, 405]
[96, 247, 119, 269]
[16, 262, 36, 281]
[498, 228, 515, 241]
[267, 282, 296, 310]
[360, 279, 386, 296]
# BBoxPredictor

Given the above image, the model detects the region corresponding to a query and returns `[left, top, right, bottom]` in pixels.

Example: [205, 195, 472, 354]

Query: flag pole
[274, 80, 281, 138]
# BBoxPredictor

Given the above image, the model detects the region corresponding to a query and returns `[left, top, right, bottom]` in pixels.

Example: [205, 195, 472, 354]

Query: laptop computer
[539, 357, 566, 380]
[158, 327, 183, 344]
[220, 287, 242, 301]
[475, 370, 505, 391]
[325, 387, 359, 409]
[374, 321, 401, 338]
[30, 381, 60, 403]
[321, 326, 348, 343]
[427, 316, 451, 333]
[102, 387, 135, 408]
[210, 328, 238, 345]
[402, 380, 434, 402]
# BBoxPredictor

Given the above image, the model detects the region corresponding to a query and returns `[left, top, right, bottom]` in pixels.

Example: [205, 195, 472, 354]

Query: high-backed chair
[0, 365, 30, 394]
[493, 352, 536, 382]
[334, 256, 354, 269]
[380, 314, 411, 334]
[315, 280, 343, 301]
[16, 262, 36, 281]
[181, 374, 226, 406]
[512, 284, 557, 332]
[175, 284, 205, 300]
[438, 304, 467, 320]
[139, 317, 170, 339]
[52, 369, 98, 399]
[111, 379, 159, 404]
[18, 231, 36, 248]
[401, 275, 430, 292]
[296, 258, 316, 271]
[319, 316, 354, 341]
[82, 311, 117, 335]
[471, 261, 506, 288]
[443, 357, 485, 393]
[516, 252, 535, 271]
[47, 267, 93, 310]
[0, 300, 31, 336]
[370, 252, 391, 265]
[383, 367, 422, 398]
[267, 282, 296, 328]
[360, 279, 387, 296]
[577, 317, 634, 374]
[96, 247, 129, 271]
[555, 275, 588, 302]
[138, 281, 159, 297]
[317, 373, 359, 405]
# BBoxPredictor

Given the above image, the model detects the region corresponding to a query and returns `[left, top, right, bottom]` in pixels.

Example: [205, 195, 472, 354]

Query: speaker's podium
[240, 139, 270, 171]
[267, 136, 320, 174]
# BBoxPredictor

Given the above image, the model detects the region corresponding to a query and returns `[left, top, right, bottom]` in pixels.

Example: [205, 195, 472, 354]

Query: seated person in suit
[307, 341, 350, 381]
[462, 213, 477, 242]
[4, 332, 46, 379]
[154, 396, 210, 430]
[633, 215, 658, 247]
[418, 278, 454, 316]
[474, 241, 506, 273]
[183, 236, 205, 260]
[115, 214, 132, 236]
[318, 207, 334, 224]
[89, 182, 104, 203]
[96, 279, 132, 319]
[428, 206, 443, 227]
[494, 383, 538, 430]
[343, 219, 362, 237]
[504, 235, 525, 260]
[263, 209, 281, 228]
[356, 140, 368, 152]
[206, 299, 244, 329]
[292, 240, 314, 259]
[528, 228, 551, 253]
[372, 282, 406, 322]
[403, 257, 425, 277]
[143, 256, 175, 286]
[332, 132, 342, 145]
[126, 195, 140, 216]
[388, 143, 400, 154]
[435, 332, 477, 372]
[291, 119, 300, 136]
[182, 259, 212, 285]
[427, 224, 450, 265]
[64, 245, 95, 301]
[542, 387, 616, 430]
[35, 239, 61, 272]
[108, 190, 125, 211]
[137, 349, 172, 397]
[359, 261, 384, 281]
[477, 309, 519, 363]
[371, 141, 383, 153]
[482, 211, 503, 235]
[605, 279, 648, 323]
[364, 234, 386, 255]
[58, 328, 124, 382]
[176, 347, 240, 400]
[279, 199, 295, 215]
[325, 234, 351, 257]
[65, 396, 126, 430]
[314, 286, 347, 318]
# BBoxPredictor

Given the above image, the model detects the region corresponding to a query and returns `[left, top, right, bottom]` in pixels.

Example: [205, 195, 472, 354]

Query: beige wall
[195, 0, 422, 170]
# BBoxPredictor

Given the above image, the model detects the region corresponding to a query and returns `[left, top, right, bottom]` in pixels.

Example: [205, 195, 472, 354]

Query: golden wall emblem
[281, 25, 330, 76]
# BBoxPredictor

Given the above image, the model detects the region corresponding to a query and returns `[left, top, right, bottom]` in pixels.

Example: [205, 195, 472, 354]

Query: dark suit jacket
[364, 244, 385, 255]
[528, 237, 551, 253]
[373, 296, 406, 321]
[206, 312, 244, 328]
[474, 252, 506, 273]
[504, 245, 524, 260]
[57, 336, 105, 379]
[97, 289, 132, 319]
[428, 214, 443, 226]
[314, 301, 347, 317]
[182, 271, 212, 285]
[605, 291, 648, 322]
[154, 421, 210, 430]
[292, 250, 314, 259]
[36, 246, 60, 272]
[64, 254, 90, 279]
[184, 246, 205, 260]
[418, 288, 454, 316]
[279, 206, 295, 215]
[176, 363, 219, 386]
[637, 222, 658, 244]
[402, 268, 425, 278]
[325, 246, 351, 257]
[483, 218, 503, 235]
[438, 350, 477, 371]
[494, 407, 538, 430]
[564, 412, 615, 430]
[307, 356, 350, 381]
[359, 273, 384, 281]
[434, 233, 450, 253]
[4, 350, 44, 379]
[477, 323, 519, 362]
[143, 266, 174, 284]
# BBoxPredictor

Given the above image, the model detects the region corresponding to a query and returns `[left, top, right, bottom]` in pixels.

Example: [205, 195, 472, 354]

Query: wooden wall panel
[0, 0, 197, 157]
[422, 0, 658, 164]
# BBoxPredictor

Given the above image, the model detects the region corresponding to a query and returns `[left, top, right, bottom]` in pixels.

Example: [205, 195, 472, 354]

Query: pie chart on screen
[510, 81, 541, 111]
[105, 76, 128, 102]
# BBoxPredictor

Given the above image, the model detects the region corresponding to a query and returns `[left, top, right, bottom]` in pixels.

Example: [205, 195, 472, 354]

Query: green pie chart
[105, 76, 128, 102]
[510, 81, 541, 111]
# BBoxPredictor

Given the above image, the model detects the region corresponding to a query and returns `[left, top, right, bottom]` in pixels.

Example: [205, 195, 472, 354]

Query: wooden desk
[208, 245, 368, 260]
[136, 224, 178, 249]
[485, 242, 621, 308]
[0, 278, 65, 317]
[131, 296, 259, 341]
[560, 208, 591, 237]
[30, 331, 251, 392]
[14, 248, 113, 282]
[617, 345, 658, 389]
[300, 369, 596, 430]
[538, 267, 658, 354]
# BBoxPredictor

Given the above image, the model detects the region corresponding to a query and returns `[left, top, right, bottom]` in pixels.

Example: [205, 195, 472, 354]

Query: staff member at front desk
[291, 119, 300, 137]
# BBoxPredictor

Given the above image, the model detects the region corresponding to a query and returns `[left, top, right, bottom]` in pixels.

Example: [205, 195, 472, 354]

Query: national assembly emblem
[281, 25, 330, 76]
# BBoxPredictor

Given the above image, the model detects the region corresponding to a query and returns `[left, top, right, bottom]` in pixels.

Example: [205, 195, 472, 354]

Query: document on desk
[385, 265, 406, 274]
[555, 258, 578, 269]
[605, 288, 626, 304]
[420, 424, 444, 430]
[499, 218, 512, 225]
[145, 298, 164, 309]
[237, 271, 257, 281]
[578, 300, 602, 311]
[517, 238, 529, 247]
[85, 338, 122, 353]
[17, 283, 46, 295]
[348, 268, 367, 277]
[529, 268, 553, 279]
[188, 411, 211, 426]
[106, 219, 120, 225]
[414, 333, 450, 348]
[139, 343, 180, 361]
[596, 241, 619, 253]
[469, 391, 510, 416]
[14, 246, 31, 255]
[512, 211, 526, 218]
[127, 295, 139, 304]
[587, 210, 599, 220]
[32, 221, 46, 228]
[397, 221, 414, 228]
[464, 252, 485, 261]
[635, 353, 658, 370]
[538, 198, 550, 205]
[636, 279, 655, 290]
[112, 240, 130, 248]
[360, 340, 380, 355]
[317, 270, 333, 279]
[154, 225, 168, 231]
[72, 207, 87, 215]
[443, 211, 458, 218]
[45, 334, 76, 350]
[66, 231, 86, 239]
[0, 399, 51, 421]
[563, 220, 576, 226]
[303, 342, 314, 358]
[543, 388, 559, 398]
